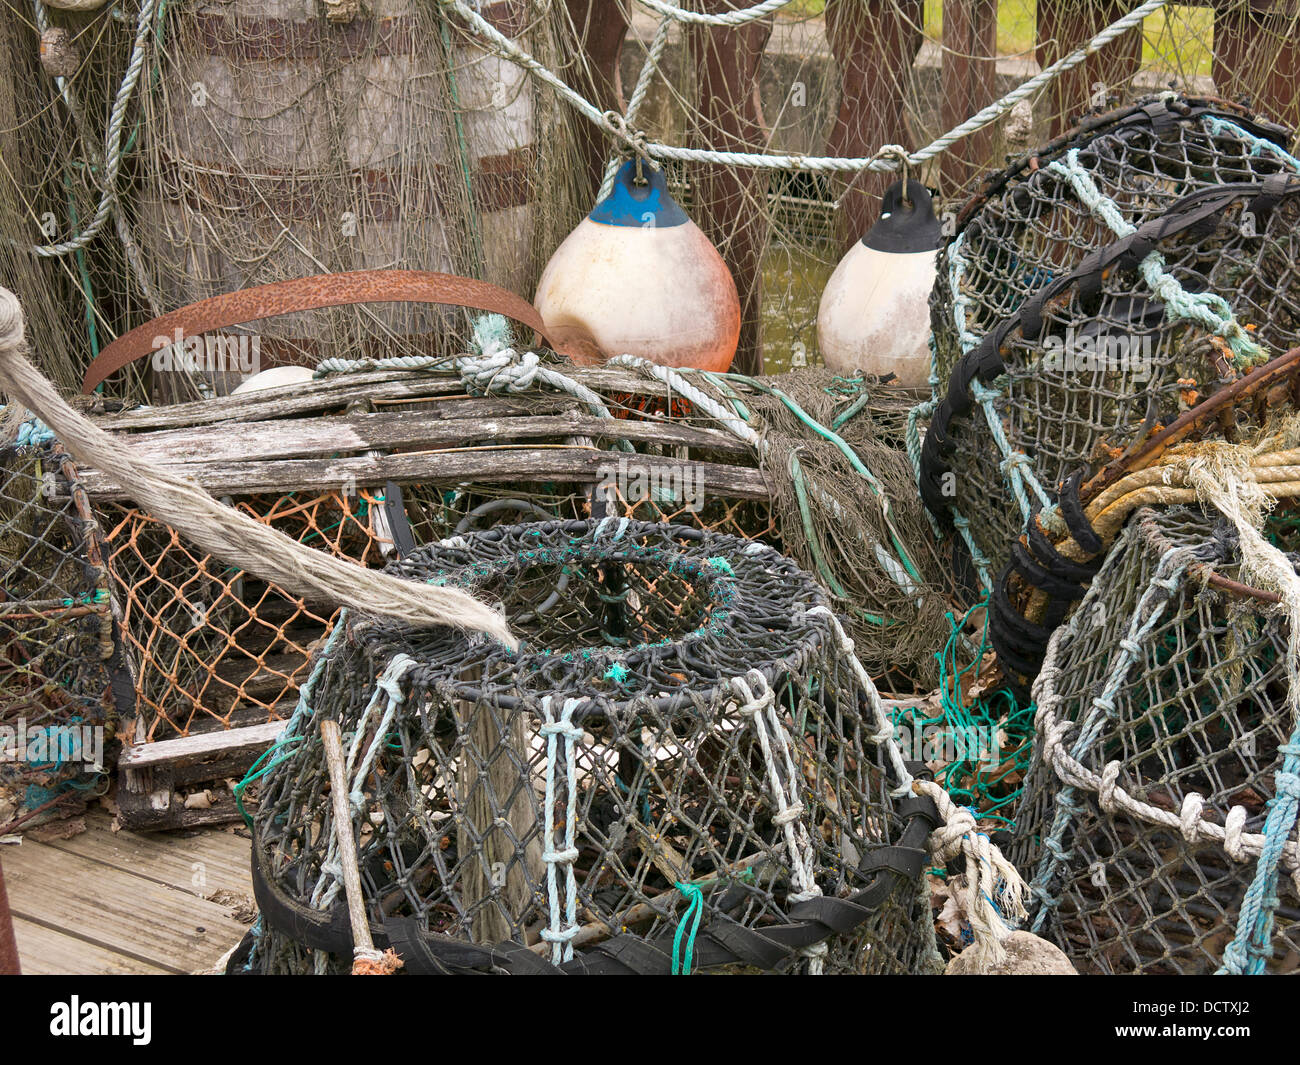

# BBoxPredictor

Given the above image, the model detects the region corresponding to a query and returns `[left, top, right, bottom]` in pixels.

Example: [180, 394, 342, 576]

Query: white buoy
[534, 161, 740, 371]
[230, 365, 315, 395]
[817, 179, 941, 388]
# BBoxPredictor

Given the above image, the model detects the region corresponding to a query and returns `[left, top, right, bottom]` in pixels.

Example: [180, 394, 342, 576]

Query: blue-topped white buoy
[534, 160, 740, 371]
[817, 179, 942, 387]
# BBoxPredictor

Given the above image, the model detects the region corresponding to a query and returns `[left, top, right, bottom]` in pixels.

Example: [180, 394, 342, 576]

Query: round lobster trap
[236, 519, 950, 975]
[920, 174, 1300, 697]
[1013, 506, 1300, 974]
[919, 94, 1297, 585]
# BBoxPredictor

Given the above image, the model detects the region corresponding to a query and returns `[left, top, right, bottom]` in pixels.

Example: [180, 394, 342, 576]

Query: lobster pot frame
[921, 174, 1300, 696]
[240, 520, 940, 975]
[1012, 506, 1300, 974]
[0, 442, 126, 830]
[921, 95, 1297, 574]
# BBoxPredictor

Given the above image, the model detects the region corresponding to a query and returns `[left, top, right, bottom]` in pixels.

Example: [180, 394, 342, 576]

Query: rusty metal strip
[83, 270, 566, 393]
[184, 3, 530, 63]
[155, 145, 537, 221]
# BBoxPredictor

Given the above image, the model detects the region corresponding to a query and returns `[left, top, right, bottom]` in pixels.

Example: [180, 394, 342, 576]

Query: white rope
[444, 0, 1171, 173]
[1034, 646, 1300, 881]
[540, 696, 584, 964]
[634, 0, 793, 26]
[802, 603, 1028, 964]
[730, 669, 825, 973]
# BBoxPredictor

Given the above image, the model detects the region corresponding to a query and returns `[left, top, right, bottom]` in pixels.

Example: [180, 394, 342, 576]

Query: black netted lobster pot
[234, 520, 941, 974]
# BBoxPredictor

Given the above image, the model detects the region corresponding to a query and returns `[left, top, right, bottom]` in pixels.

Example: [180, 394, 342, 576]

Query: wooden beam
[94, 364, 689, 432]
[72, 447, 771, 501]
[117, 409, 753, 467]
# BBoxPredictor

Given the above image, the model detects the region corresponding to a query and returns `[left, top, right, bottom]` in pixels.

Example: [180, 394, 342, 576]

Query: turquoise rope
[671, 881, 705, 974]
[1219, 737, 1300, 974]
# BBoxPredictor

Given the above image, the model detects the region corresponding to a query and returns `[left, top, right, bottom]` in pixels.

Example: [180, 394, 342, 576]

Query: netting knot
[1224, 805, 1248, 861]
[1179, 792, 1205, 844]
[1097, 760, 1121, 814]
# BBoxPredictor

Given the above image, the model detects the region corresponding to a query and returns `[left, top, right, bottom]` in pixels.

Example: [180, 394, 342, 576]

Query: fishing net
[237, 518, 949, 974]
[1012, 504, 1300, 974]
[0, 432, 127, 831]
[99, 488, 394, 741]
[921, 163, 1300, 696]
[8, 0, 1300, 394]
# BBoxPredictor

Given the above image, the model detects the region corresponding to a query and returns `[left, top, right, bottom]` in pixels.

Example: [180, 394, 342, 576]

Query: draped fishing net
[1012, 505, 1300, 975]
[6, 0, 1300, 394]
[0, 434, 126, 831]
[236, 519, 947, 974]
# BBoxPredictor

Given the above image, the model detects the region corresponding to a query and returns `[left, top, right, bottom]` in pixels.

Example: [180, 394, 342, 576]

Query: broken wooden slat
[94, 364, 680, 432]
[118, 720, 286, 771]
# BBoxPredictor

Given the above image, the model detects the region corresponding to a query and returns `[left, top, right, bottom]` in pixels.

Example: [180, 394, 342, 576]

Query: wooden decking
[2, 808, 254, 975]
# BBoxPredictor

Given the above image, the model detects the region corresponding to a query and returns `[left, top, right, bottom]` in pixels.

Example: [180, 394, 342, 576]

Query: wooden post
[686, 1, 775, 375]
[825, 0, 924, 251]
[455, 672, 543, 945]
[1036, 0, 1142, 137]
[941, 0, 999, 194]
[561, 0, 632, 200]
[1212, 0, 1300, 134]
[0, 857, 19, 975]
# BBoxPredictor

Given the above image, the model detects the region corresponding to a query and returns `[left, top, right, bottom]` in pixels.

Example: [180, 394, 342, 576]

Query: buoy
[534, 160, 740, 371]
[817, 179, 941, 388]
[230, 365, 315, 395]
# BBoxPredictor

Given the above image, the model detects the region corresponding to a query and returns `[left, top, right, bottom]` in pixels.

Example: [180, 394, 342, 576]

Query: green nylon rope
[671, 881, 704, 974]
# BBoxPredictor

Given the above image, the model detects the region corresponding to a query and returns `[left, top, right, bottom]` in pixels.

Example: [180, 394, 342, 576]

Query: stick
[319, 718, 401, 975]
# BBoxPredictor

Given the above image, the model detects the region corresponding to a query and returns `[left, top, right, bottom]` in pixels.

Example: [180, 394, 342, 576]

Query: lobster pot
[1012, 506, 1300, 974]
[238, 520, 938, 975]
[98, 488, 395, 744]
[136, 0, 543, 396]
[921, 94, 1297, 567]
[920, 169, 1300, 697]
[0, 441, 126, 832]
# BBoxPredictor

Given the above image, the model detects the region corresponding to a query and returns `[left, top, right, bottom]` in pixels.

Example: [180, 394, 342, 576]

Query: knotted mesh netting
[920, 95, 1299, 587]
[0, 438, 127, 829]
[920, 127, 1300, 697]
[237, 518, 943, 975]
[1012, 505, 1300, 974]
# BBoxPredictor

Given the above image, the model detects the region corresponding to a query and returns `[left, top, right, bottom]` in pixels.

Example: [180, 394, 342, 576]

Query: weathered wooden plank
[74, 447, 772, 501]
[13, 916, 173, 976]
[4, 844, 251, 974]
[44, 810, 253, 899]
[119, 721, 286, 770]
[118, 409, 752, 467]
[94, 364, 685, 431]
